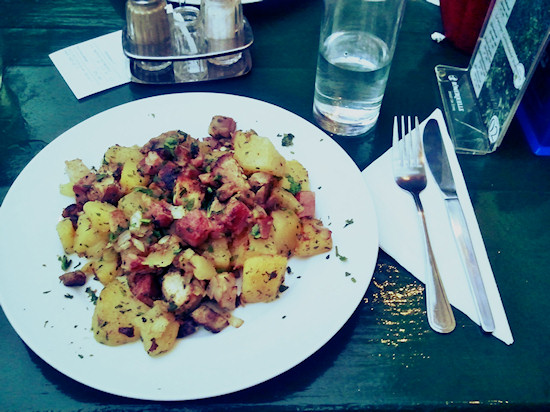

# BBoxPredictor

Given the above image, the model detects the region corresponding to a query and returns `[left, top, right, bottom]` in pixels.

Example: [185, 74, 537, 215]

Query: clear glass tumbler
[313, 0, 406, 137]
[172, 6, 208, 82]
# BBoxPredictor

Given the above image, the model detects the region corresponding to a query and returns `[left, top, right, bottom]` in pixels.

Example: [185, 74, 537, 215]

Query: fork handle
[413, 193, 456, 334]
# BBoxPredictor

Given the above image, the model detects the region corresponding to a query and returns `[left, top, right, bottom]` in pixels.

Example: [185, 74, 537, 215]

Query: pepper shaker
[200, 0, 244, 66]
[126, 0, 172, 73]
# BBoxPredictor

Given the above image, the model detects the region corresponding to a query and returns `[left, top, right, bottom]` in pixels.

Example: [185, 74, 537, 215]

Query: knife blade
[423, 119, 495, 333]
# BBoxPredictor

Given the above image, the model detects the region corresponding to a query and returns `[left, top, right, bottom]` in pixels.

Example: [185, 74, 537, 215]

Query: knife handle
[446, 198, 496, 333]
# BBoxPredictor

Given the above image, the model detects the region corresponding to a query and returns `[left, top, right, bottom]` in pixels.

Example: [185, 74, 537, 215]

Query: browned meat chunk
[190, 304, 229, 333]
[62, 203, 83, 229]
[140, 130, 190, 160]
[138, 151, 163, 175]
[127, 273, 161, 307]
[73, 173, 123, 205]
[208, 116, 236, 138]
[59, 270, 87, 286]
[211, 153, 251, 202]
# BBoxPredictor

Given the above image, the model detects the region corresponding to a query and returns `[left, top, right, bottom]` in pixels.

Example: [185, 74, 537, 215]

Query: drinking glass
[313, 0, 407, 136]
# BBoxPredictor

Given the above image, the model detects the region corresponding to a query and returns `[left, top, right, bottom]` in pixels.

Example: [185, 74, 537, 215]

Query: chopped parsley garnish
[109, 225, 125, 242]
[285, 175, 301, 195]
[279, 284, 289, 293]
[335, 246, 348, 262]
[86, 287, 99, 305]
[134, 187, 154, 196]
[64, 293, 74, 299]
[250, 224, 261, 239]
[183, 198, 195, 211]
[345, 272, 356, 283]
[95, 173, 108, 182]
[58, 255, 72, 271]
[164, 137, 179, 157]
[280, 133, 295, 147]
[344, 219, 354, 228]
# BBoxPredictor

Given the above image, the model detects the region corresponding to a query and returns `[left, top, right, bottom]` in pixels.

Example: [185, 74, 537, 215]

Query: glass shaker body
[200, 0, 244, 66]
[126, 0, 172, 72]
[172, 6, 208, 82]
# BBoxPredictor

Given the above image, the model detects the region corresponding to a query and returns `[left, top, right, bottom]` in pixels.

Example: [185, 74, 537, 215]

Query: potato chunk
[294, 218, 333, 257]
[120, 160, 150, 193]
[56, 218, 75, 254]
[279, 159, 310, 192]
[233, 131, 286, 176]
[73, 201, 117, 258]
[202, 237, 232, 271]
[133, 302, 180, 356]
[117, 190, 154, 219]
[91, 248, 120, 286]
[271, 209, 301, 256]
[91, 278, 147, 346]
[177, 249, 218, 281]
[267, 187, 304, 216]
[59, 159, 91, 197]
[241, 255, 287, 303]
[103, 144, 144, 165]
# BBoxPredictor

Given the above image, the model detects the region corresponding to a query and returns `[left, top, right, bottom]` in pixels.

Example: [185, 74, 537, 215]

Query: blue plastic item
[517, 45, 550, 156]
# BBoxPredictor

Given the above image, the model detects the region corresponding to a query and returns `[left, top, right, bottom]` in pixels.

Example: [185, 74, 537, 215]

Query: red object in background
[440, 0, 492, 54]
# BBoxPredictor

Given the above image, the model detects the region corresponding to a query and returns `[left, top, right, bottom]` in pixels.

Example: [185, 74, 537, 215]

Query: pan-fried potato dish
[57, 116, 332, 356]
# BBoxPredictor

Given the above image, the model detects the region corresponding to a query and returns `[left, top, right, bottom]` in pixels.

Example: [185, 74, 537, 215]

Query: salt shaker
[200, 0, 244, 66]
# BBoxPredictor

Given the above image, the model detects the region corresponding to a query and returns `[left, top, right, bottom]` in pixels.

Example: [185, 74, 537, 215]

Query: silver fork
[392, 116, 456, 334]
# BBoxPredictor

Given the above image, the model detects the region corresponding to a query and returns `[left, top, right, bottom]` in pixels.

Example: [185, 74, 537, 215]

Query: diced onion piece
[204, 301, 244, 328]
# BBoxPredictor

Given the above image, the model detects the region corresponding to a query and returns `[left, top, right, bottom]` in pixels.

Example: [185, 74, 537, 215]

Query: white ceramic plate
[0, 93, 378, 401]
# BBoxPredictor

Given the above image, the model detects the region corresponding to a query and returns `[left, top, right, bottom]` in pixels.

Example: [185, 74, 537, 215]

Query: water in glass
[313, 30, 391, 136]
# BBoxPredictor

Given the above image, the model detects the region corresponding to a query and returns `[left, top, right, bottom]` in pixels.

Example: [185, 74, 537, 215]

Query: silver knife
[423, 119, 495, 333]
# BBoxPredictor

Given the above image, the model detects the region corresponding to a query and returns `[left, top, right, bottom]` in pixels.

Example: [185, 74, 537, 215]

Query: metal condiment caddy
[123, 0, 253, 84]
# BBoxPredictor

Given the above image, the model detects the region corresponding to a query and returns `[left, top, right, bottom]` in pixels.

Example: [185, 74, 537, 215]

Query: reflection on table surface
[1, 0, 550, 410]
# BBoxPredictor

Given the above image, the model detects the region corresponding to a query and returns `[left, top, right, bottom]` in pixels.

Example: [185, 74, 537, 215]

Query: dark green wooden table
[1, 0, 549, 410]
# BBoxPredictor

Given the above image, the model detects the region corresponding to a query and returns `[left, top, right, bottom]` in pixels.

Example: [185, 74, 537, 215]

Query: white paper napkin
[362, 109, 513, 345]
[49, 31, 131, 100]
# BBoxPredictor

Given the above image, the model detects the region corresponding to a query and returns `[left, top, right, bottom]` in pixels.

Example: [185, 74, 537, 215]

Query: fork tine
[414, 116, 424, 164]
[393, 115, 423, 168]
[400, 116, 407, 165]
[392, 116, 399, 147]
[392, 116, 400, 164]
[412, 116, 421, 166]
[392, 116, 398, 146]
